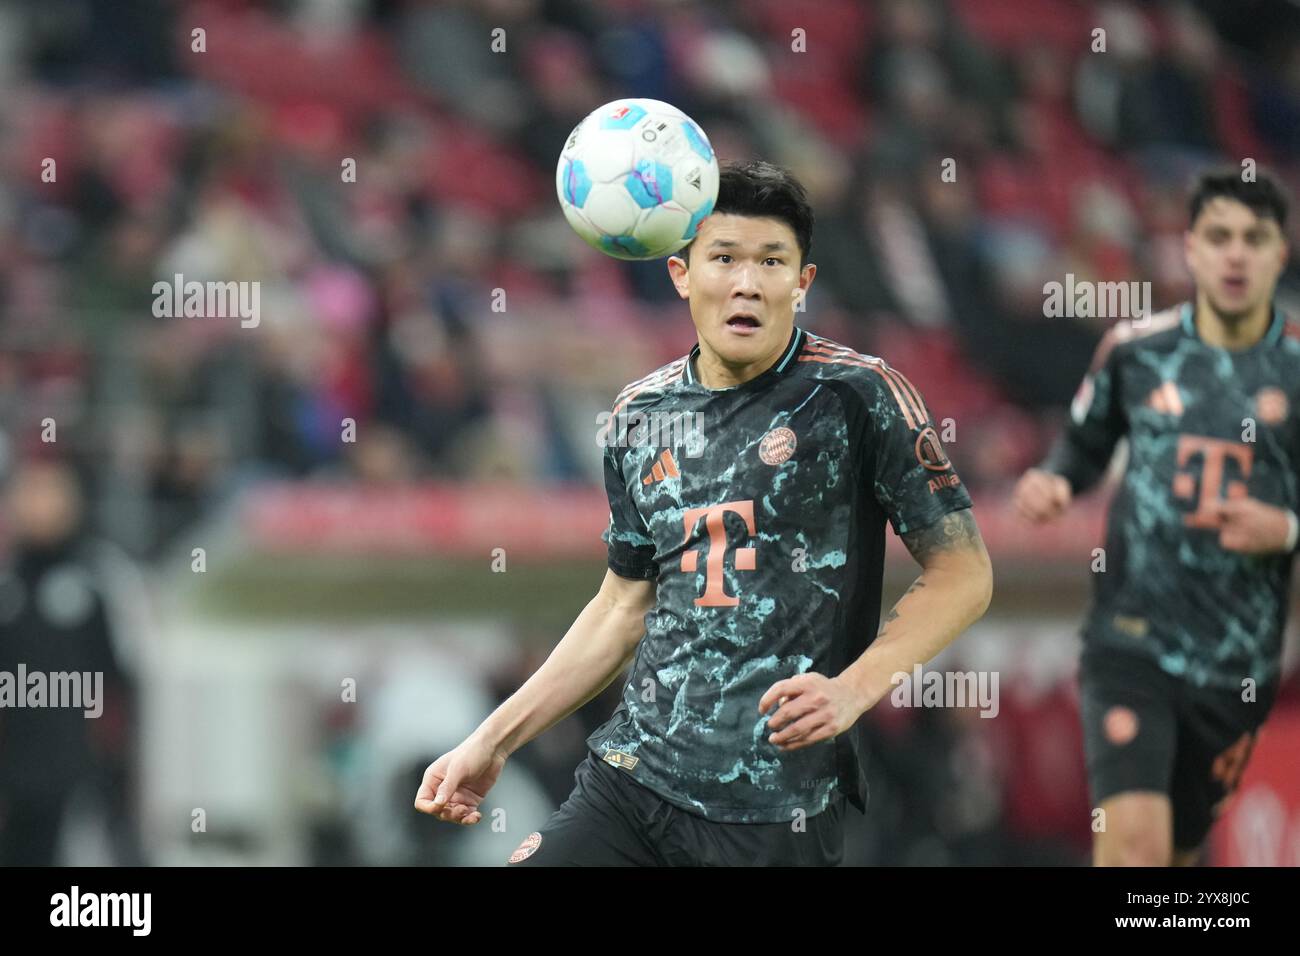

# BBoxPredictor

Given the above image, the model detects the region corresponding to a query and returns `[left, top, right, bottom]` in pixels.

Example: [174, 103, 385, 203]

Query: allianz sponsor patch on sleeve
[602, 749, 639, 771]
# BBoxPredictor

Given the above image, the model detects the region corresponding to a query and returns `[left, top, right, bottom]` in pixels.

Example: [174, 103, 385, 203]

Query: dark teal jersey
[1043, 303, 1300, 691]
[590, 326, 972, 823]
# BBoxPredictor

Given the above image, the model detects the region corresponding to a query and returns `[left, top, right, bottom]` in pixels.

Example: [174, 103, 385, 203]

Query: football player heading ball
[417, 159, 992, 866]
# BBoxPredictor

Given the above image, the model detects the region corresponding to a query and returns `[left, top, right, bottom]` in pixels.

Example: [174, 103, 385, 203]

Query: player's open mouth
[1223, 276, 1247, 294]
[725, 314, 760, 333]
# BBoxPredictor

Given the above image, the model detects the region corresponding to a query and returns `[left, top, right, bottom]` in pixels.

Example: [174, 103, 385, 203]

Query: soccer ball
[556, 98, 720, 261]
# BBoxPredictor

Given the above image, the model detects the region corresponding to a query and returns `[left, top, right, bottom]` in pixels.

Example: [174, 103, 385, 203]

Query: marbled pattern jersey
[589, 326, 972, 822]
[1044, 303, 1300, 691]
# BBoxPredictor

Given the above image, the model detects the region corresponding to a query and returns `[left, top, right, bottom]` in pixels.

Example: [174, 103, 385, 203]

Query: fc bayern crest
[1255, 387, 1288, 426]
[759, 427, 797, 465]
[1104, 706, 1139, 746]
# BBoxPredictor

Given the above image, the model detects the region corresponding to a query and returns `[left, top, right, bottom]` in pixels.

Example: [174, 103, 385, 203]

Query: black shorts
[506, 751, 846, 866]
[1078, 645, 1276, 851]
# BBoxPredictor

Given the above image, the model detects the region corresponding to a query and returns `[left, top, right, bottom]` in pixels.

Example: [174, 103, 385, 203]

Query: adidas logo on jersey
[642, 449, 680, 485]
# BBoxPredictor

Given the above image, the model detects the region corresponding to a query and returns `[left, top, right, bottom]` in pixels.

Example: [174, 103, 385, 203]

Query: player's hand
[758, 673, 860, 752]
[1212, 497, 1295, 554]
[1013, 468, 1072, 524]
[413, 736, 508, 825]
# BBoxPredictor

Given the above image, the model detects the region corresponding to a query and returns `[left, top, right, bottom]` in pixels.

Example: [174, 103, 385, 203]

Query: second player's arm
[837, 508, 993, 713]
[1017, 328, 1128, 522]
[470, 569, 654, 759]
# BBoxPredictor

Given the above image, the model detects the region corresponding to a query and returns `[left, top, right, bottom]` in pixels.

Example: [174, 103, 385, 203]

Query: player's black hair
[1189, 170, 1289, 230]
[685, 159, 814, 267]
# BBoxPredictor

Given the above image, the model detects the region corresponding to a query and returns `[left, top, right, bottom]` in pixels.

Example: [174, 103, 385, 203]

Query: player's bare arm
[414, 570, 654, 824]
[1213, 497, 1299, 554]
[761, 509, 993, 752]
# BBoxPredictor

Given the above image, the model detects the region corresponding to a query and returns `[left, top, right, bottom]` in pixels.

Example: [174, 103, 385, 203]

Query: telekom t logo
[1172, 435, 1253, 528]
[679, 500, 755, 607]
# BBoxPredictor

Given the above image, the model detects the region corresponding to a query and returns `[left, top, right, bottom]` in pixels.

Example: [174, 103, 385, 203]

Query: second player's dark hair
[1189, 170, 1289, 229]
[687, 160, 814, 266]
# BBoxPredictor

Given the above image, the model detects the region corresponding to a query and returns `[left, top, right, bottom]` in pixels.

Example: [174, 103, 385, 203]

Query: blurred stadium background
[1, 0, 1299, 866]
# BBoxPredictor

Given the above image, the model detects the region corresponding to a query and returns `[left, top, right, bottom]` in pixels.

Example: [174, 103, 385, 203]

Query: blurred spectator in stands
[1076, 1, 1220, 161]
[1249, 37, 1300, 160]
[394, 0, 537, 136]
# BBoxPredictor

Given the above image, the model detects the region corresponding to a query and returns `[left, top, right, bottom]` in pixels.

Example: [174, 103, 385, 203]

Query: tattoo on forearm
[877, 578, 925, 637]
[899, 508, 983, 564]
[878, 607, 899, 635]
[876, 512, 985, 639]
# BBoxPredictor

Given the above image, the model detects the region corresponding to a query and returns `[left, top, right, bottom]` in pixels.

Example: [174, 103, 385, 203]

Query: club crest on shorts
[759, 426, 796, 465]
[508, 831, 543, 864]
[1104, 705, 1139, 746]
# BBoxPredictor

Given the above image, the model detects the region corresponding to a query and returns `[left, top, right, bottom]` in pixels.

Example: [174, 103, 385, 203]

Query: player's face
[667, 214, 815, 369]
[1184, 198, 1288, 321]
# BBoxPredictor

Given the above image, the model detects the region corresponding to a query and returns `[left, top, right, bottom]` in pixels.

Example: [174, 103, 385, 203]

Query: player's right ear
[666, 255, 691, 299]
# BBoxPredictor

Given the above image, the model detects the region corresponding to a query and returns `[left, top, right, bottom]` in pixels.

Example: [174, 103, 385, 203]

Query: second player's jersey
[590, 326, 972, 823]
[1043, 302, 1300, 691]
